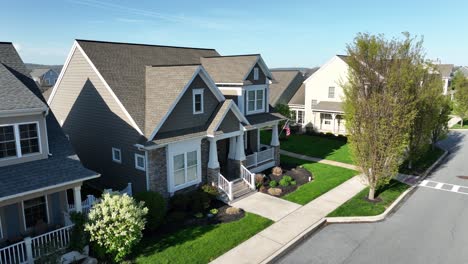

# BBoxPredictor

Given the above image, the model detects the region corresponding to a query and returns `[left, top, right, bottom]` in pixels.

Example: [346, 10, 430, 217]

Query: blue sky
[2, 0, 467, 67]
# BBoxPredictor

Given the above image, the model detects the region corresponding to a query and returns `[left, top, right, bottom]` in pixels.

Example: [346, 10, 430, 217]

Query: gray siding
[158, 75, 220, 134]
[217, 110, 240, 133]
[247, 129, 259, 152]
[0, 114, 49, 167]
[246, 63, 267, 85]
[50, 48, 147, 193]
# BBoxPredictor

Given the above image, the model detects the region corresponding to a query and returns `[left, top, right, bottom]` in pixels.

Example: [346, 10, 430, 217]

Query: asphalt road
[277, 131, 468, 264]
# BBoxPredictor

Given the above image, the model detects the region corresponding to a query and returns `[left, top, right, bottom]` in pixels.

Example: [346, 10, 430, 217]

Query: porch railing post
[24, 237, 33, 264]
[250, 172, 256, 190]
[228, 181, 233, 200]
[254, 153, 258, 167]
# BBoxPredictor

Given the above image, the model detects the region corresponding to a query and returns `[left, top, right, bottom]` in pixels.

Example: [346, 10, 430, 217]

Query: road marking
[452, 185, 460, 192]
[435, 182, 444, 189]
[420, 180, 428, 186]
[419, 180, 468, 196]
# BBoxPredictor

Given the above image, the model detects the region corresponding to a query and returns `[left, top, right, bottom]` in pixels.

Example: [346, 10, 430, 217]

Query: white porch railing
[245, 147, 275, 169]
[0, 225, 73, 264]
[240, 165, 256, 190]
[218, 173, 233, 201]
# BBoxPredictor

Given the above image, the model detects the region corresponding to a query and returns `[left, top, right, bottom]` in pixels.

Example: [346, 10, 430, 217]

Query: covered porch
[312, 111, 346, 134]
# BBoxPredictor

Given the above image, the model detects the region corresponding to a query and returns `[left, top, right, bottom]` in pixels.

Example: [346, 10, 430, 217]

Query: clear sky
[2, 0, 467, 67]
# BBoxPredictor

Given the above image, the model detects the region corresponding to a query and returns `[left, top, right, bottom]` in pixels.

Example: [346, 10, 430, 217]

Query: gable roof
[207, 100, 248, 136]
[312, 101, 343, 113]
[201, 55, 271, 84]
[436, 64, 454, 78]
[269, 70, 305, 106]
[75, 39, 220, 133]
[289, 83, 305, 106]
[30, 68, 55, 79]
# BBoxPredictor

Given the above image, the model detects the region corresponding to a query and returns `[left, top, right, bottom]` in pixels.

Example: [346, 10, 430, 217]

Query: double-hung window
[135, 154, 146, 171]
[328, 87, 335, 98]
[193, 89, 204, 114]
[0, 123, 40, 159]
[246, 88, 264, 113]
[297, 110, 305, 124]
[173, 150, 199, 188]
[23, 196, 48, 229]
[253, 67, 259, 81]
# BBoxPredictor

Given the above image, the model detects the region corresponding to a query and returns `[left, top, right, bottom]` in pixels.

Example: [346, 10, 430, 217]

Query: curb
[260, 219, 327, 264]
[326, 148, 448, 224]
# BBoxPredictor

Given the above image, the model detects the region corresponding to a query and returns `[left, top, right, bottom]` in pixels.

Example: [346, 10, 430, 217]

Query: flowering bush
[85, 192, 148, 262]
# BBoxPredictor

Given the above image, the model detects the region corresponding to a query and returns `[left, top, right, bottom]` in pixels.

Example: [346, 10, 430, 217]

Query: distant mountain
[25, 63, 63, 74]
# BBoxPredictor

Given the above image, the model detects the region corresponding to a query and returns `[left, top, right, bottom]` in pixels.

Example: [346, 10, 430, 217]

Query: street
[277, 131, 468, 264]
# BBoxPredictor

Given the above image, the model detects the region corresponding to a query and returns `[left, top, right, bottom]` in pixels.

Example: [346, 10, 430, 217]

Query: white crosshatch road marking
[419, 180, 468, 196]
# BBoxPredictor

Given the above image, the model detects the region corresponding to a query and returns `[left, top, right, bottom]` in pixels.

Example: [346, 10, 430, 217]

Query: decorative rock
[268, 187, 282, 196]
[272, 166, 283, 176]
[226, 207, 241, 215]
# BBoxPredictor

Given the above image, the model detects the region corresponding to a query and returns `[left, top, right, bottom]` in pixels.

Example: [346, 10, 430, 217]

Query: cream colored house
[304, 55, 349, 134]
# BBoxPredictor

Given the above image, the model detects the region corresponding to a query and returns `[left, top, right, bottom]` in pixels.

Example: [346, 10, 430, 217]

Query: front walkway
[280, 149, 358, 170]
[211, 175, 367, 264]
[231, 192, 301, 221]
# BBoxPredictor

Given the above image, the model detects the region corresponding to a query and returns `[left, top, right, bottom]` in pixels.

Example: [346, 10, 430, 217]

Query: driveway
[277, 131, 468, 264]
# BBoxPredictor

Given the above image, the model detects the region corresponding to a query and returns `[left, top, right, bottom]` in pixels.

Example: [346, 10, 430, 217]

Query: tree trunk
[407, 160, 412, 169]
[368, 186, 376, 200]
[462, 119, 464, 127]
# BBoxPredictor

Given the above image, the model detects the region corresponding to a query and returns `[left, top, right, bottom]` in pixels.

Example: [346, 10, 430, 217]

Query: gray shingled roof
[246, 112, 285, 126]
[30, 68, 51, 79]
[312, 101, 343, 113]
[0, 63, 47, 111]
[77, 40, 219, 133]
[200, 55, 259, 83]
[269, 70, 304, 106]
[289, 83, 305, 106]
[436, 64, 454, 78]
[144, 64, 201, 136]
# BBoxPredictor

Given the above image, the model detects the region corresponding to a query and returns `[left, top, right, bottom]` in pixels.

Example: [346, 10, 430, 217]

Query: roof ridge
[76, 39, 216, 51]
[0, 41, 13, 44]
[149, 63, 201, 67]
[202, 54, 259, 58]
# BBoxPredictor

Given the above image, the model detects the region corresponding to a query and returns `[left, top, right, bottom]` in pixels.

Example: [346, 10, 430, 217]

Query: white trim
[216, 82, 244, 86]
[167, 139, 202, 193]
[148, 66, 225, 140]
[218, 87, 243, 96]
[192, 88, 204, 114]
[245, 87, 265, 115]
[112, 147, 122, 163]
[0, 121, 42, 160]
[0, 108, 46, 118]
[134, 153, 146, 171]
[304, 56, 343, 84]
[48, 41, 144, 135]
[0, 216, 3, 239]
[212, 130, 242, 140]
[22, 195, 50, 231]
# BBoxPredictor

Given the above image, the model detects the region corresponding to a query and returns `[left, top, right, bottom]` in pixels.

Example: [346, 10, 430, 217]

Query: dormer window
[193, 89, 204, 114]
[246, 88, 265, 114]
[0, 122, 40, 159]
[253, 67, 259, 81]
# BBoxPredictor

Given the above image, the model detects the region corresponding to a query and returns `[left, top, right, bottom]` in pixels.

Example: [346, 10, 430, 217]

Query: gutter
[0, 107, 48, 117]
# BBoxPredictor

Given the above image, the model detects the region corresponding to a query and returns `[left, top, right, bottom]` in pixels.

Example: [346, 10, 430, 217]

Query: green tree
[431, 96, 451, 149]
[343, 33, 424, 200]
[452, 71, 468, 127]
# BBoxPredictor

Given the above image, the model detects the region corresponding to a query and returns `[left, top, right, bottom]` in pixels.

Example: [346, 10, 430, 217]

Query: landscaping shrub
[291, 180, 297, 186]
[279, 178, 290, 187]
[85, 192, 148, 262]
[166, 211, 187, 223]
[134, 191, 166, 232]
[201, 184, 219, 199]
[170, 193, 190, 211]
[269, 180, 278, 187]
[189, 191, 211, 213]
[69, 212, 87, 253]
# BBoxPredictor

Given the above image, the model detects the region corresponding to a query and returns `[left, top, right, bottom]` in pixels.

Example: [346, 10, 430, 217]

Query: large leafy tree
[452, 71, 468, 127]
[343, 33, 426, 200]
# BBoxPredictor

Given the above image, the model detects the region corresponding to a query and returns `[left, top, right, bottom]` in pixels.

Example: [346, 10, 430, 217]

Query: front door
[217, 139, 229, 176]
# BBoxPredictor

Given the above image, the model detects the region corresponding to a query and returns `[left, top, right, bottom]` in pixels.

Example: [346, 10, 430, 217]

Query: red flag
[285, 123, 291, 137]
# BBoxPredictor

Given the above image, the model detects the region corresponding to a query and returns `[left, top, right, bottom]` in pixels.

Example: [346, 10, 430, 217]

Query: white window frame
[135, 154, 146, 171]
[0, 122, 42, 160]
[328, 86, 335, 99]
[22, 195, 49, 230]
[253, 67, 259, 81]
[246, 87, 265, 114]
[167, 139, 202, 193]
[112, 147, 121, 163]
[192, 88, 204, 114]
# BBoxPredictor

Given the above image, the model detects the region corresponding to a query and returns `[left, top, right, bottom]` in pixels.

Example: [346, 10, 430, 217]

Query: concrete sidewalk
[280, 149, 358, 171]
[210, 175, 367, 264]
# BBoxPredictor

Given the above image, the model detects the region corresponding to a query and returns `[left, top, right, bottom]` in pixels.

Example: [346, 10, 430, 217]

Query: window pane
[187, 165, 197, 181]
[24, 197, 47, 228]
[0, 126, 15, 142]
[328, 87, 335, 98]
[291, 111, 297, 121]
[256, 90, 263, 110]
[0, 142, 17, 158]
[298, 111, 304, 124]
[187, 151, 197, 167]
[248, 90, 255, 101]
[19, 124, 38, 139]
[174, 169, 185, 186]
[20, 139, 39, 155]
[137, 156, 145, 168]
[173, 154, 184, 171]
[194, 94, 202, 112]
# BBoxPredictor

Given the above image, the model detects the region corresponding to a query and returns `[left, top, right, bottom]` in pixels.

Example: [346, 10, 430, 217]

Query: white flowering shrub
[85, 192, 148, 262]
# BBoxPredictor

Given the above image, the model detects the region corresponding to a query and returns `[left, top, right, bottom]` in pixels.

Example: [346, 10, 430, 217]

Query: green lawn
[327, 180, 410, 217]
[261, 131, 352, 164]
[132, 213, 272, 264]
[451, 119, 468, 129]
[281, 156, 359, 205]
[399, 146, 444, 175]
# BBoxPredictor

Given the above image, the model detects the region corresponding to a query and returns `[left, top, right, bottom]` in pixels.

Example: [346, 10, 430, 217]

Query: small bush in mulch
[259, 166, 313, 197]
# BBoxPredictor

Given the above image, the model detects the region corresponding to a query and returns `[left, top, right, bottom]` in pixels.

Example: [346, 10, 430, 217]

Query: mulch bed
[259, 166, 313, 197]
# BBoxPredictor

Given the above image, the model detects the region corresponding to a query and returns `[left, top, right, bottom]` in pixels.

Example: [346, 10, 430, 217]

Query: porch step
[217, 179, 256, 204]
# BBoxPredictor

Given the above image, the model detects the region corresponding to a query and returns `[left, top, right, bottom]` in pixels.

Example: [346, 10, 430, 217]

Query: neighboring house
[30, 68, 59, 101]
[48, 40, 284, 201]
[0, 42, 98, 246]
[269, 69, 305, 107]
[435, 64, 454, 97]
[288, 83, 306, 126]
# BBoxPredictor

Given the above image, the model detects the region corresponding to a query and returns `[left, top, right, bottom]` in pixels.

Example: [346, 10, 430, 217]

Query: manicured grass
[451, 120, 468, 129]
[399, 146, 444, 175]
[132, 213, 272, 264]
[327, 180, 410, 217]
[281, 156, 359, 205]
[261, 131, 353, 164]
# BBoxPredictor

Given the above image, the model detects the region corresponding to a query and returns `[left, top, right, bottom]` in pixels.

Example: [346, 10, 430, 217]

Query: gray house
[48, 40, 285, 201]
[30, 68, 59, 87]
[0, 42, 98, 246]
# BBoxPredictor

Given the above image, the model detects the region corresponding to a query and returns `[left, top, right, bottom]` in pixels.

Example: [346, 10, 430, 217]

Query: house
[435, 64, 454, 97]
[30, 68, 59, 88]
[0, 42, 98, 248]
[268, 70, 305, 107]
[48, 40, 284, 201]
[288, 83, 306, 127]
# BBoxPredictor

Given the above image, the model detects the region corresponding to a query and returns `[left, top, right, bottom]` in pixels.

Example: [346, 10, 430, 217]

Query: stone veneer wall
[201, 138, 209, 184]
[273, 145, 280, 166]
[147, 146, 169, 198]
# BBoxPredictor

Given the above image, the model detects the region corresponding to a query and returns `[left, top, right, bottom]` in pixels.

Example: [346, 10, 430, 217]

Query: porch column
[208, 138, 219, 169]
[228, 137, 236, 159]
[73, 186, 82, 213]
[270, 123, 280, 147]
[235, 133, 246, 161]
[332, 113, 337, 134]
